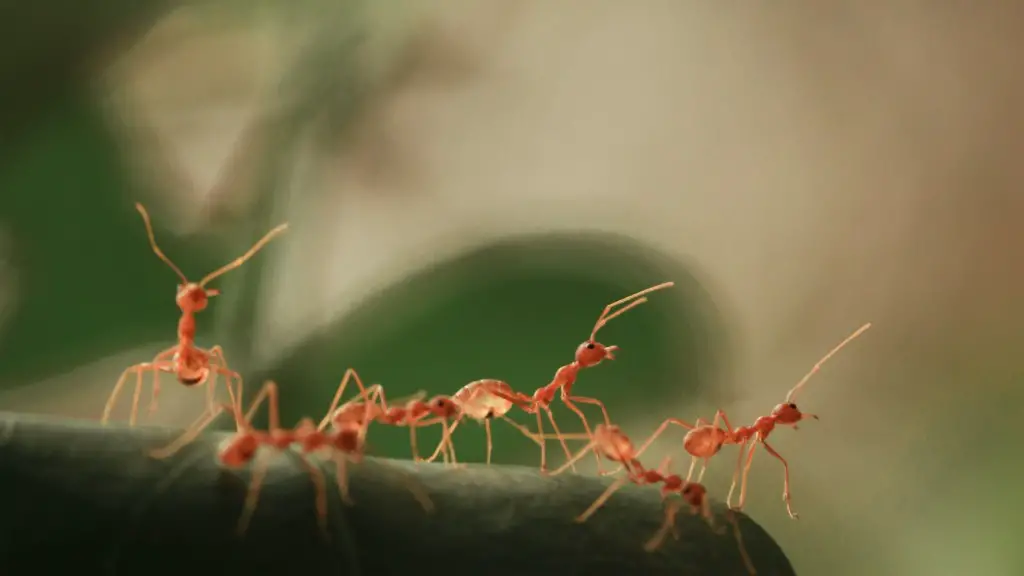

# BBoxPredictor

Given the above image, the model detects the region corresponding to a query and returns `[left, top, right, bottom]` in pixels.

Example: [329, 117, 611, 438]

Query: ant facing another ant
[101, 203, 287, 427]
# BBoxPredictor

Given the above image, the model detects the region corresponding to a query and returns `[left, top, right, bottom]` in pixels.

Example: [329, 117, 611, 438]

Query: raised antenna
[590, 281, 675, 341]
[198, 223, 289, 287]
[135, 203, 189, 285]
[785, 322, 872, 403]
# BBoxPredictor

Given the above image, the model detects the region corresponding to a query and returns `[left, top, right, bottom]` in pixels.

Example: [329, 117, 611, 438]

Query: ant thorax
[171, 348, 208, 386]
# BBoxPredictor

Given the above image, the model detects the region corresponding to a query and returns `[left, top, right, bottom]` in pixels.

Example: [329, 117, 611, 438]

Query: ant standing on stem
[628, 322, 873, 519]
[101, 203, 288, 426]
[489, 281, 675, 472]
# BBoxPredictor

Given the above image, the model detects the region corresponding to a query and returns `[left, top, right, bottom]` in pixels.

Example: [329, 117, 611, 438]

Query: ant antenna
[589, 281, 675, 341]
[198, 222, 289, 288]
[785, 322, 872, 403]
[135, 203, 188, 285]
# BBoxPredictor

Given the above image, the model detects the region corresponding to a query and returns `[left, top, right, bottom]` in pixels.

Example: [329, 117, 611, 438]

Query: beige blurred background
[2, 1, 1023, 574]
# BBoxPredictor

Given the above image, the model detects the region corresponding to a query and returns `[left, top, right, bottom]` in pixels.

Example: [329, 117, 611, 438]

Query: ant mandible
[101, 203, 288, 426]
[492, 281, 675, 471]
[629, 322, 873, 519]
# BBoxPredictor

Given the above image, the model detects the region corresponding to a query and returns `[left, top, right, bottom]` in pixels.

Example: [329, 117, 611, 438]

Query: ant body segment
[491, 282, 675, 471]
[102, 203, 287, 426]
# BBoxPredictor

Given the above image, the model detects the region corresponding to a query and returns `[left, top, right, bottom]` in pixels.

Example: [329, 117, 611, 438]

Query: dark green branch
[0, 413, 794, 575]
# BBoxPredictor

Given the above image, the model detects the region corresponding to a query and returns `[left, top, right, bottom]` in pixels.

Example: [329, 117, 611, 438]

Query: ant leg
[726, 439, 750, 509]
[534, 412, 548, 472]
[761, 441, 798, 519]
[333, 453, 353, 505]
[245, 381, 282, 430]
[575, 475, 631, 523]
[293, 454, 329, 539]
[102, 362, 160, 425]
[424, 420, 459, 463]
[644, 498, 685, 552]
[149, 403, 232, 459]
[236, 456, 270, 537]
[549, 440, 596, 476]
[727, 508, 757, 575]
[484, 418, 493, 465]
[498, 414, 544, 446]
[634, 417, 695, 460]
[140, 347, 176, 420]
[129, 367, 146, 427]
[209, 346, 242, 418]
[542, 408, 576, 469]
[561, 396, 609, 472]
[685, 456, 699, 482]
[317, 368, 373, 431]
[603, 417, 695, 476]
[566, 395, 612, 426]
[735, 442, 759, 511]
[696, 457, 712, 483]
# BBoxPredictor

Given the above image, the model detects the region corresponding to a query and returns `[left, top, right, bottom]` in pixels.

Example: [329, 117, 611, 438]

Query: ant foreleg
[424, 420, 459, 464]
[332, 452, 352, 505]
[761, 440, 798, 519]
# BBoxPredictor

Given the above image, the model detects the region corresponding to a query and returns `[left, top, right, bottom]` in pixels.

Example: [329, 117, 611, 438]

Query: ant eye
[586, 343, 596, 350]
[788, 403, 797, 409]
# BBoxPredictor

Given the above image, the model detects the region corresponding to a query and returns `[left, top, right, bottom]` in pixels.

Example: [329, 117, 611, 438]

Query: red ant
[101, 203, 287, 426]
[422, 379, 548, 466]
[628, 322, 873, 519]
[551, 424, 753, 573]
[150, 380, 432, 537]
[319, 372, 542, 465]
[490, 281, 675, 471]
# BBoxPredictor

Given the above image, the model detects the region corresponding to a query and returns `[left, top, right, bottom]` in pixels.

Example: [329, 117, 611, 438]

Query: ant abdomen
[683, 427, 725, 458]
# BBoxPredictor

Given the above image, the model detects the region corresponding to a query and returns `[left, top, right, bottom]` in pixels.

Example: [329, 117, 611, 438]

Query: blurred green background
[2, 1, 1024, 574]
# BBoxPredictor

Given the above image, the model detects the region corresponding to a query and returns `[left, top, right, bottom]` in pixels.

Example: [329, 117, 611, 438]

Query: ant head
[681, 482, 707, 507]
[575, 340, 617, 367]
[427, 396, 460, 418]
[175, 283, 219, 313]
[771, 402, 818, 426]
[220, 432, 259, 467]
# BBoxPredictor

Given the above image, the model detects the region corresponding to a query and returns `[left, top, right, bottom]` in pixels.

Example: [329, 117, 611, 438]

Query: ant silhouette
[628, 322, 873, 519]
[101, 203, 287, 426]
[490, 281, 675, 471]
[422, 378, 548, 466]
